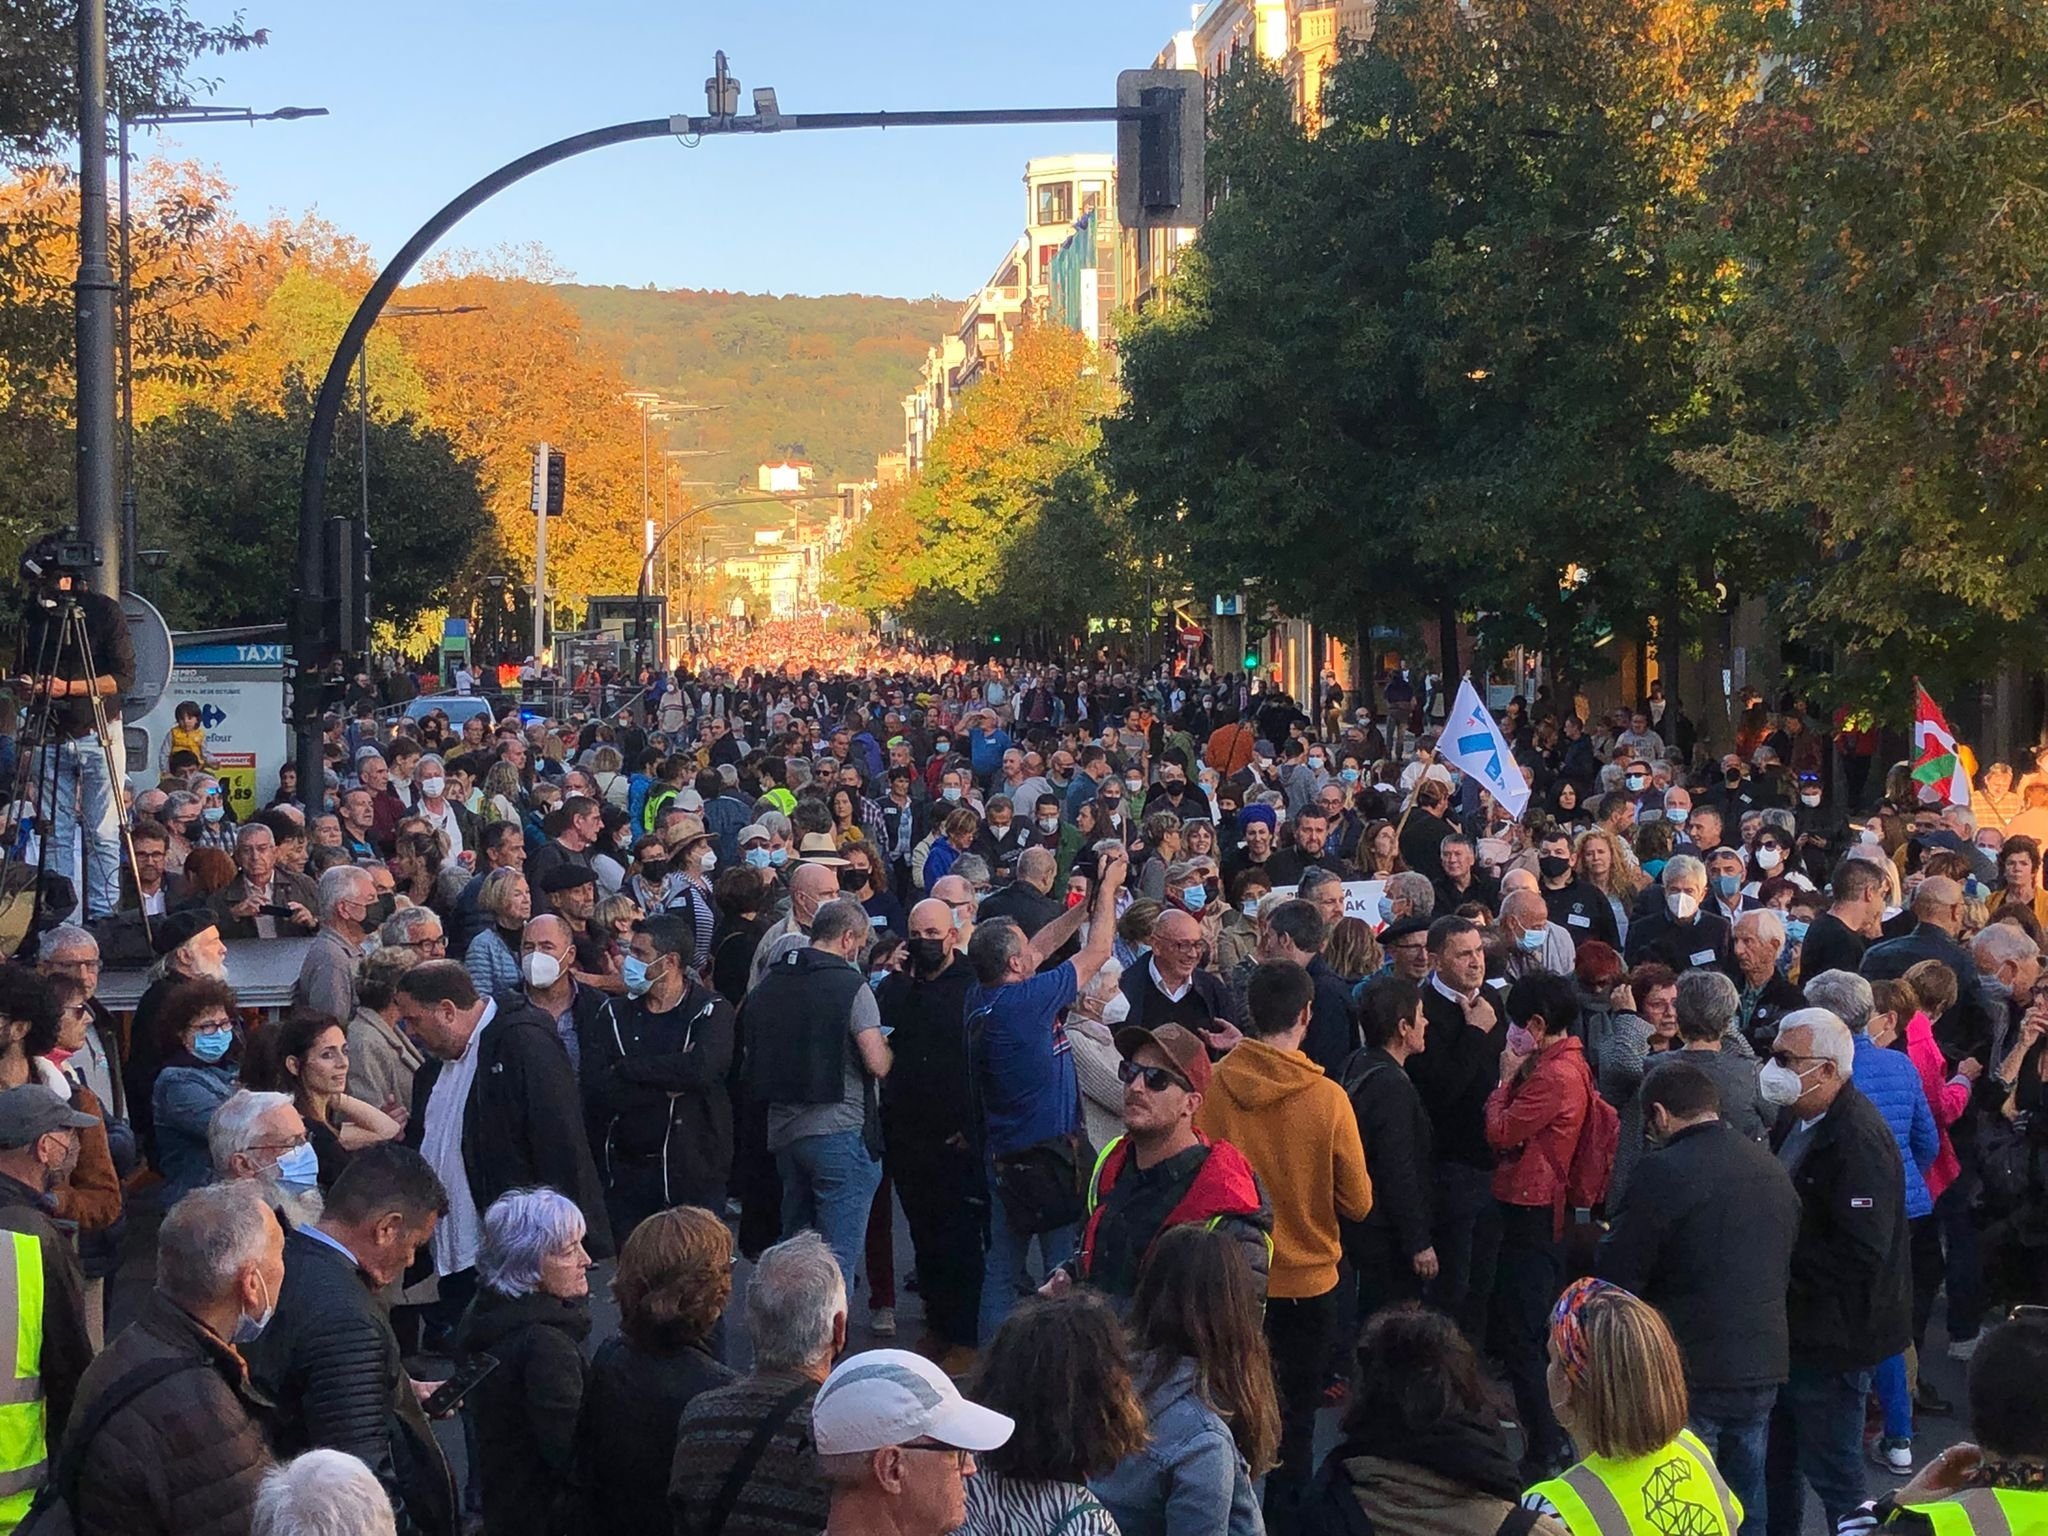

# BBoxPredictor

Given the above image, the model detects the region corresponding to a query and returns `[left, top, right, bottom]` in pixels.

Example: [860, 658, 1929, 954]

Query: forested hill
[558, 285, 954, 491]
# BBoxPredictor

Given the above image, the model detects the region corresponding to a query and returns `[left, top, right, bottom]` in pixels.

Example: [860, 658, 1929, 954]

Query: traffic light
[1117, 70, 1204, 228]
[545, 450, 566, 515]
[1243, 648, 1261, 671]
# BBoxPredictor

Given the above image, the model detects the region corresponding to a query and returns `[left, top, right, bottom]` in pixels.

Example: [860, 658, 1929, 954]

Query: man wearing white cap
[812, 1348, 1014, 1536]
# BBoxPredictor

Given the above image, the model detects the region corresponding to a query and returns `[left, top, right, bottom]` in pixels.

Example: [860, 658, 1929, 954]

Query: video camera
[18, 529, 100, 607]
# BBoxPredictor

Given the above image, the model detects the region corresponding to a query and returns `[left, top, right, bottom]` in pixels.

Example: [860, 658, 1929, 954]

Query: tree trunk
[1438, 597, 1462, 688]
[1354, 614, 1375, 713]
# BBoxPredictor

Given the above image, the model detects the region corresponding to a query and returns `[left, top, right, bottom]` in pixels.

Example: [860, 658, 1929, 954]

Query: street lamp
[624, 392, 722, 673]
[116, 102, 327, 590]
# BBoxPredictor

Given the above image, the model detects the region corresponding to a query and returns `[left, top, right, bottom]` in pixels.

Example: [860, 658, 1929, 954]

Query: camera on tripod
[18, 531, 100, 609]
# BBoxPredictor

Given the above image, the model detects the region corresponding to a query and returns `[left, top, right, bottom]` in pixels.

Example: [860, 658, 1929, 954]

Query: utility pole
[74, 0, 118, 593]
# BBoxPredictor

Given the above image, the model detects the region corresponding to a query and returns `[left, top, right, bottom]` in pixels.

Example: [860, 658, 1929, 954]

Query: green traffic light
[990, 633, 1002, 644]
[1243, 651, 1260, 669]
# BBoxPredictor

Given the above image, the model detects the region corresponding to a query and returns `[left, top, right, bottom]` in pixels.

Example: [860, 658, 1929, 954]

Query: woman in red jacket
[1485, 971, 1596, 1482]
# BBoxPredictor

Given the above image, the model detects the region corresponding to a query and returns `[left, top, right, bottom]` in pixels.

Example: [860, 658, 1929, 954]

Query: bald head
[1500, 869, 1539, 899]
[1151, 907, 1203, 985]
[1503, 889, 1548, 932]
[788, 861, 839, 927]
[908, 898, 951, 942]
[1014, 846, 1057, 893]
[1914, 875, 1965, 932]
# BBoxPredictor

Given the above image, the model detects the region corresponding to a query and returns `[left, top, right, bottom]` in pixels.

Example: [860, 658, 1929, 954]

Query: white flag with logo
[1443, 678, 1530, 820]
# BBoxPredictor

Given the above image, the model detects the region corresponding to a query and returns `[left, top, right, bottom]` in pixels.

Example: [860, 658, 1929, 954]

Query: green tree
[1, 0, 266, 167]
[1105, 3, 1766, 682]
[1678, 0, 2048, 712]
[134, 383, 489, 630]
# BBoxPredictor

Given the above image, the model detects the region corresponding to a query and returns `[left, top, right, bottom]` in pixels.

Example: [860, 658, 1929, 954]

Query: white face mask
[1666, 890, 1700, 921]
[1758, 1059, 1813, 1107]
[1799, 791, 1822, 807]
[420, 777, 446, 799]
[521, 951, 563, 989]
[1755, 847, 1783, 871]
[697, 851, 718, 873]
[233, 1268, 276, 1344]
[1100, 991, 1131, 1025]
[1037, 815, 1060, 834]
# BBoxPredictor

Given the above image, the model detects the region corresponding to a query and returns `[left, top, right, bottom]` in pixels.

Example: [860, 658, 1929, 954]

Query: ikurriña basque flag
[1443, 677, 1530, 820]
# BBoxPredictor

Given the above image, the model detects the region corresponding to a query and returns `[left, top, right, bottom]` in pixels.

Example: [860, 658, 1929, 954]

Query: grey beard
[257, 1169, 325, 1229]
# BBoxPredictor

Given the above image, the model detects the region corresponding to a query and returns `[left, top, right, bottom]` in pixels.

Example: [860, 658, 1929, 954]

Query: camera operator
[13, 531, 135, 921]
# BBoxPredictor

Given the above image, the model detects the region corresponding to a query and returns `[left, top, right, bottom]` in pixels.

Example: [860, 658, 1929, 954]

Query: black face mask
[838, 867, 869, 893]
[366, 894, 396, 928]
[640, 860, 670, 883]
[905, 936, 948, 974]
[1538, 854, 1572, 882]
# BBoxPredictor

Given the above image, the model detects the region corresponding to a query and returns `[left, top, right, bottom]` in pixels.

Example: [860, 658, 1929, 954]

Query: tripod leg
[71, 614, 142, 930]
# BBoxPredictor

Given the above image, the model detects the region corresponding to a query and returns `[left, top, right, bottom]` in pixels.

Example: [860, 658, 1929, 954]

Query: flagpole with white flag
[1443, 678, 1531, 820]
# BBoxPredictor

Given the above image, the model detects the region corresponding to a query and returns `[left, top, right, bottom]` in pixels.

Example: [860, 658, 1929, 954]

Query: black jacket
[1769, 1080, 1914, 1372]
[1116, 961, 1242, 1039]
[1597, 1119, 1800, 1394]
[1740, 972, 1809, 1056]
[1542, 878, 1620, 949]
[1342, 1047, 1433, 1254]
[68, 1290, 275, 1536]
[878, 959, 977, 1146]
[1799, 911, 1868, 983]
[1302, 955, 1362, 1080]
[581, 982, 735, 1208]
[570, 1337, 734, 1536]
[249, 1225, 456, 1536]
[1862, 922, 1993, 1062]
[976, 880, 1064, 940]
[1624, 906, 1738, 979]
[1398, 809, 1453, 885]
[1410, 982, 1507, 1171]
[457, 1288, 591, 1536]
[407, 1001, 615, 1261]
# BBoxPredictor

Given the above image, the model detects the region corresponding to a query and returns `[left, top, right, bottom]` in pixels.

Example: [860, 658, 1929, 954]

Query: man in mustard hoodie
[1195, 959, 1373, 1533]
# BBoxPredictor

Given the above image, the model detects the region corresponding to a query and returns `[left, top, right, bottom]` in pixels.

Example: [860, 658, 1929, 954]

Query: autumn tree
[834, 323, 1140, 646]
[1678, 0, 2048, 711]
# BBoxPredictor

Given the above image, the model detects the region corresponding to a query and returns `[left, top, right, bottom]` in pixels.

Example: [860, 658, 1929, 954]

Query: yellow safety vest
[1528, 1429, 1741, 1536]
[0, 1230, 46, 1532]
[1901, 1487, 2048, 1536]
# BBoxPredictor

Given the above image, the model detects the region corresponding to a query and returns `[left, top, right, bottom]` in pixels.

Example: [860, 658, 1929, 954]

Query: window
[1080, 184, 1102, 215]
[1035, 181, 1073, 226]
[1038, 245, 1057, 285]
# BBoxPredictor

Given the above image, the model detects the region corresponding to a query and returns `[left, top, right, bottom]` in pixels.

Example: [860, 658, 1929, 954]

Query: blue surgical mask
[1377, 895, 1395, 927]
[202, 805, 226, 824]
[1339, 768, 1360, 783]
[768, 848, 788, 867]
[942, 786, 963, 803]
[1666, 807, 1688, 826]
[274, 1141, 320, 1187]
[934, 740, 951, 754]
[1625, 775, 1647, 792]
[1711, 872, 1740, 900]
[621, 955, 654, 998]
[1516, 926, 1546, 953]
[744, 847, 771, 869]
[1784, 918, 1810, 945]
[191, 1026, 234, 1063]
[1181, 886, 1208, 913]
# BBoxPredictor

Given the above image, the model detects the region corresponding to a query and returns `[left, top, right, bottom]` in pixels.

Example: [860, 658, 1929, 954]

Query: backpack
[1565, 1058, 1621, 1210]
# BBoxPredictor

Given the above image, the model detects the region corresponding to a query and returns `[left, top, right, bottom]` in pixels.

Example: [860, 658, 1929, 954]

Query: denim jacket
[1091, 1354, 1261, 1536]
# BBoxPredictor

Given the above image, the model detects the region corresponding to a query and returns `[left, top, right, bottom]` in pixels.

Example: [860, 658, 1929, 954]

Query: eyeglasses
[248, 1135, 310, 1154]
[1118, 1059, 1191, 1094]
[902, 1441, 975, 1472]
[1768, 1050, 1823, 1070]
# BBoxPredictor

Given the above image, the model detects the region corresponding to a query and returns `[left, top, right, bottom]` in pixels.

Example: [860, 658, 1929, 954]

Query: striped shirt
[669, 1371, 826, 1536]
[962, 1471, 1120, 1536]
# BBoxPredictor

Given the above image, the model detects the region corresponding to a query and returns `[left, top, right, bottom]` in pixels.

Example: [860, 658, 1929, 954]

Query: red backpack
[1565, 1057, 1620, 1210]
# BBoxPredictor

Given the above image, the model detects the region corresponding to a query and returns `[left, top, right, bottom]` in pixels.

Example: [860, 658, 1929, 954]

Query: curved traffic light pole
[291, 89, 1178, 803]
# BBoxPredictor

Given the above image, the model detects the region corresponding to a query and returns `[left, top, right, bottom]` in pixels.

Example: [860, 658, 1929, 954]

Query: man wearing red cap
[1044, 1021, 1271, 1307]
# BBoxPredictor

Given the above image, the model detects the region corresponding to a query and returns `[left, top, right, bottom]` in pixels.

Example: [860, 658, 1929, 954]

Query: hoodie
[1194, 1037, 1372, 1298]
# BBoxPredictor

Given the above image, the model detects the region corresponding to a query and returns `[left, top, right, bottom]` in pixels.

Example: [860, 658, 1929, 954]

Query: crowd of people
[0, 651, 2044, 1536]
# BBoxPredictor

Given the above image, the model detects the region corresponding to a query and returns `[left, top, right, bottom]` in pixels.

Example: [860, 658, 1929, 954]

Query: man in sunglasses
[1044, 1021, 1271, 1309]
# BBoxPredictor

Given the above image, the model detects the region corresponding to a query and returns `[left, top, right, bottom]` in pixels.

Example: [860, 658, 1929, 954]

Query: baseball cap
[0, 1085, 97, 1150]
[737, 823, 771, 846]
[811, 1349, 1015, 1457]
[1113, 1021, 1212, 1096]
[673, 788, 705, 815]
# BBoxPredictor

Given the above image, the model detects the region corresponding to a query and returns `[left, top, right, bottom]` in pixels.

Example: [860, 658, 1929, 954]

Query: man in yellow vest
[1843, 1311, 2048, 1534]
[0, 1082, 97, 1531]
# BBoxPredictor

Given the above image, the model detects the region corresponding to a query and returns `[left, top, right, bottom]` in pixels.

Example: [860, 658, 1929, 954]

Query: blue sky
[153, 1, 1183, 300]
